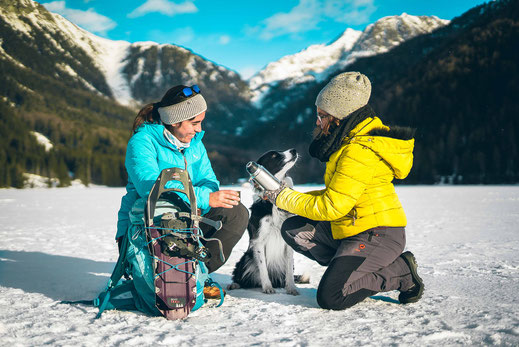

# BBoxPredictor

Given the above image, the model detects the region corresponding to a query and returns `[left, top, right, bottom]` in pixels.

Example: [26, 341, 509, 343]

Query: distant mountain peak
[248, 28, 362, 96]
[354, 13, 449, 52]
[249, 13, 449, 104]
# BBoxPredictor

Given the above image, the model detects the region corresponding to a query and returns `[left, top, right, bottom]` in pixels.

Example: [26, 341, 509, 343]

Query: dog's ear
[283, 176, 294, 188]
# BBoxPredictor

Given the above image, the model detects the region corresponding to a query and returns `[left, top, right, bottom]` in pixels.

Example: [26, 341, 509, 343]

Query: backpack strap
[196, 260, 225, 308]
[94, 233, 135, 318]
[205, 278, 225, 307]
[94, 280, 137, 318]
[176, 211, 222, 230]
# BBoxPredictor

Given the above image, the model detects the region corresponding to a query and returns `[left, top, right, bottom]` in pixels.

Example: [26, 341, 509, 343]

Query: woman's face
[170, 112, 206, 143]
[316, 107, 332, 129]
[314, 107, 339, 137]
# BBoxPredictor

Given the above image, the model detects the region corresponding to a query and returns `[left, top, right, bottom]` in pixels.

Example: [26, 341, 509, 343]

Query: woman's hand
[209, 190, 240, 208]
[262, 182, 288, 205]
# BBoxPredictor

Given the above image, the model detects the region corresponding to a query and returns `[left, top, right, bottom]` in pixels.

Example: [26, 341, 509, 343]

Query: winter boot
[398, 251, 424, 304]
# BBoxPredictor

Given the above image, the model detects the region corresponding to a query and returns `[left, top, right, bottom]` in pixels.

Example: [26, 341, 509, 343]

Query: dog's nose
[289, 148, 297, 156]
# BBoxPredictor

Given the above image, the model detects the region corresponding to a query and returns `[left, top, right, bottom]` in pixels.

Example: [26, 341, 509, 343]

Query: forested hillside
[246, 0, 519, 184]
[0, 0, 254, 187]
[351, 0, 519, 184]
[0, 52, 134, 187]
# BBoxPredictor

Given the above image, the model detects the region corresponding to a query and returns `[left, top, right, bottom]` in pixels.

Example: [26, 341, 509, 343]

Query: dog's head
[257, 149, 298, 180]
[252, 148, 298, 206]
[252, 149, 298, 196]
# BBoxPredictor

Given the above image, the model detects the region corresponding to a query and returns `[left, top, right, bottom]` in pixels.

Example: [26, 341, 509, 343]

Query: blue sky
[41, 0, 487, 78]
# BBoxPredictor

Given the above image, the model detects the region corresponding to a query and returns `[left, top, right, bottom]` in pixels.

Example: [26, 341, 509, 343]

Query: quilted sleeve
[276, 144, 378, 221]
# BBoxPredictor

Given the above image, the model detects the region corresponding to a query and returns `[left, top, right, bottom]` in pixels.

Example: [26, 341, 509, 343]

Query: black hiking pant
[281, 216, 414, 310]
[200, 202, 249, 273]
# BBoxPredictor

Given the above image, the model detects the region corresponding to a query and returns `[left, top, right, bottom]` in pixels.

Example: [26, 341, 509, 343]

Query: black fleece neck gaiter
[309, 104, 376, 163]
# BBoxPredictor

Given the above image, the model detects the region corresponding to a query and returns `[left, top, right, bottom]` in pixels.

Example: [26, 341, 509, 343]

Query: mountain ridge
[249, 13, 449, 104]
[1, 0, 517, 187]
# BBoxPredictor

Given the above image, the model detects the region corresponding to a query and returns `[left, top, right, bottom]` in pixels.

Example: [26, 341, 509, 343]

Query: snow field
[0, 186, 518, 346]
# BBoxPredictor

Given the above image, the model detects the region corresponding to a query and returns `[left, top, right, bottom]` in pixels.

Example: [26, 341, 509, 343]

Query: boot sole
[399, 251, 424, 304]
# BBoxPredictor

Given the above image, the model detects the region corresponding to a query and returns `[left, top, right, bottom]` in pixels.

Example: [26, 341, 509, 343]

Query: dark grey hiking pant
[281, 216, 414, 310]
[200, 202, 249, 273]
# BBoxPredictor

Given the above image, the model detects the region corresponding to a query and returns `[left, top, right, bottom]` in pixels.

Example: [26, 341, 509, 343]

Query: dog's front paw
[285, 286, 300, 296]
[262, 286, 276, 294]
[227, 282, 241, 290]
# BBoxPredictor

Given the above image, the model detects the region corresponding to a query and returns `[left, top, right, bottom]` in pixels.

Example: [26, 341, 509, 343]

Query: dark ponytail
[131, 103, 161, 134]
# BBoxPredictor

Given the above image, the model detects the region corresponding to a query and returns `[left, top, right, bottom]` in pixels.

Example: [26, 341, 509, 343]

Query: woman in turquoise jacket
[116, 85, 248, 278]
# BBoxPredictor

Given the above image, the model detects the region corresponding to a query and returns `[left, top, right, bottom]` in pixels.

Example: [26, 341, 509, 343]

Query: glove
[262, 182, 288, 205]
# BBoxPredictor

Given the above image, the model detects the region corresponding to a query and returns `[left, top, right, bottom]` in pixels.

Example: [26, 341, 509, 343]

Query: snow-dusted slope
[0, 0, 247, 107]
[351, 13, 449, 54]
[334, 13, 449, 71]
[39, 11, 137, 104]
[249, 28, 362, 91]
[250, 14, 449, 102]
[75, 35, 133, 105]
[29, 131, 53, 152]
[0, 0, 127, 101]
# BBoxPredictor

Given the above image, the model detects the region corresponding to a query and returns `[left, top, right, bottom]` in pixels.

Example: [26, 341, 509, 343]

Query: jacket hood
[135, 123, 205, 150]
[350, 117, 415, 179]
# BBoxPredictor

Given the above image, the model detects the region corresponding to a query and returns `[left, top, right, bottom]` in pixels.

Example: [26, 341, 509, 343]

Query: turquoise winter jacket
[116, 123, 219, 239]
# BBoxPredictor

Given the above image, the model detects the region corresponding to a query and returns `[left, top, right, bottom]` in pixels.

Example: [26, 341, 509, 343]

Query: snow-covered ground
[1, 185, 518, 346]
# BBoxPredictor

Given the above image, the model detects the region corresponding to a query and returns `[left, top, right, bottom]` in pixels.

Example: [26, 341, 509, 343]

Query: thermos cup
[246, 161, 281, 191]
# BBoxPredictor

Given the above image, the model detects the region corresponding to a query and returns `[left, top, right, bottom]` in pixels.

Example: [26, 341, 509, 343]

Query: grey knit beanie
[158, 93, 207, 125]
[315, 72, 371, 120]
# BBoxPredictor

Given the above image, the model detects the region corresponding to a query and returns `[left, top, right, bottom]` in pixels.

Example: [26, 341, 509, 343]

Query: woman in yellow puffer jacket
[264, 72, 424, 310]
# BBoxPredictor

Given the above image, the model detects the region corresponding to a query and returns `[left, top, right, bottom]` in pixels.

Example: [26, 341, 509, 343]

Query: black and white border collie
[229, 149, 299, 295]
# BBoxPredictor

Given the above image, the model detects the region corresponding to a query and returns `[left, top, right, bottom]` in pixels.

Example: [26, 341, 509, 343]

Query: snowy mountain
[2, 0, 517, 187]
[249, 14, 448, 103]
[249, 28, 362, 97]
[1, 1, 447, 109]
[0, 0, 254, 187]
[0, 0, 250, 108]
[0, 0, 112, 96]
[0, 0, 448, 115]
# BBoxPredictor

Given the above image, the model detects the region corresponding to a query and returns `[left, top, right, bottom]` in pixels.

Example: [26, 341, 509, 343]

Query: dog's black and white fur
[229, 149, 299, 295]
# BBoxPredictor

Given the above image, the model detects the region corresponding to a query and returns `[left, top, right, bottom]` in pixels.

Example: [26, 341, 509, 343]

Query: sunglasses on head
[178, 85, 200, 98]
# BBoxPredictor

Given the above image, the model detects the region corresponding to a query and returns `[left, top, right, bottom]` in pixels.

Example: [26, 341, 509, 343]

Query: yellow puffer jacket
[276, 116, 414, 240]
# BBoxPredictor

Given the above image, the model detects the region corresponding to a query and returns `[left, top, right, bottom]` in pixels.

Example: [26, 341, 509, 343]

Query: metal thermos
[246, 161, 281, 191]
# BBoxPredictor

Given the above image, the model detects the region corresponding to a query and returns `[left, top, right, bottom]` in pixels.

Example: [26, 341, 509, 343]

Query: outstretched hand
[209, 190, 240, 208]
[262, 182, 288, 205]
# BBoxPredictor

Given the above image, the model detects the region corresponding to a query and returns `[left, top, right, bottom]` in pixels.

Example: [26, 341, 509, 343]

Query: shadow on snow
[0, 250, 112, 301]
[0, 250, 400, 309]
